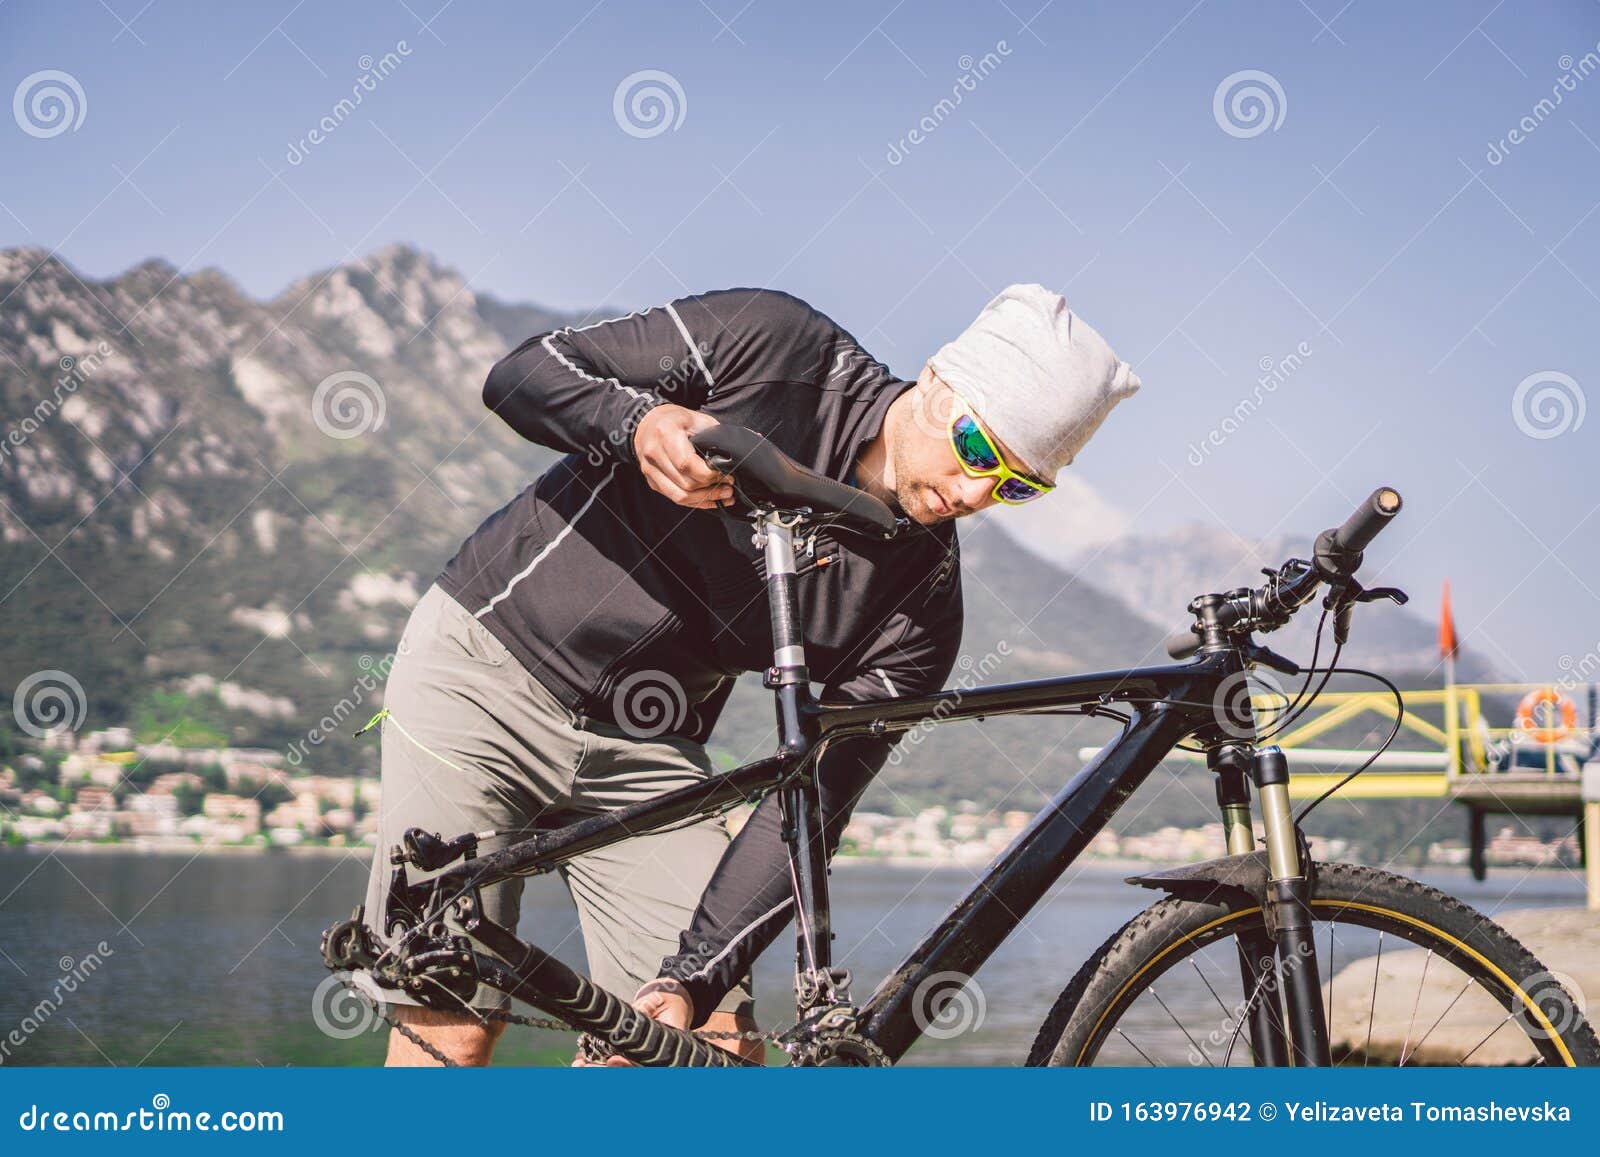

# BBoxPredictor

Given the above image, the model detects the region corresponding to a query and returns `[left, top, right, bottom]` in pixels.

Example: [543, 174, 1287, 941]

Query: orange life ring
[1514, 687, 1577, 744]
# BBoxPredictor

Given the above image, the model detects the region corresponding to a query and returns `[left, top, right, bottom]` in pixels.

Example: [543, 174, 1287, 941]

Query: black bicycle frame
[381, 513, 1331, 1066]
[405, 648, 1325, 1061]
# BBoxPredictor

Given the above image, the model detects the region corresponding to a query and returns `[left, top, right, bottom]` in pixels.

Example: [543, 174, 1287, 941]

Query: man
[357, 283, 1139, 1065]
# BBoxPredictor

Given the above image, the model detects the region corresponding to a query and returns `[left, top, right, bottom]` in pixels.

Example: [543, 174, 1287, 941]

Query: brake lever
[1325, 582, 1408, 646]
[1356, 585, 1408, 607]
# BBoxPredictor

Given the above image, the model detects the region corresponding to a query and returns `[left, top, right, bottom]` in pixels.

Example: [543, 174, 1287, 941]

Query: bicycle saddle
[690, 423, 900, 538]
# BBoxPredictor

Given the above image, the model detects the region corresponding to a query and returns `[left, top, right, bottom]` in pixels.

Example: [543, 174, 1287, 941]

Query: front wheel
[1028, 862, 1599, 1066]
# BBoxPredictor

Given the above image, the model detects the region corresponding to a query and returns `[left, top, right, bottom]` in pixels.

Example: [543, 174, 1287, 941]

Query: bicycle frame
[373, 510, 1332, 1066]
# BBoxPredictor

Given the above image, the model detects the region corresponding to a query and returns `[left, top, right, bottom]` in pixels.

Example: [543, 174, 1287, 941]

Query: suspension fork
[758, 512, 846, 1014]
[1254, 745, 1331, 1066]
[1210, 744, 1289, 1067]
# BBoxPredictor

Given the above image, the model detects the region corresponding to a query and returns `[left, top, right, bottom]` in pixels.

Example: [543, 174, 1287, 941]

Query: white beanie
[928, 284, 1140, 483]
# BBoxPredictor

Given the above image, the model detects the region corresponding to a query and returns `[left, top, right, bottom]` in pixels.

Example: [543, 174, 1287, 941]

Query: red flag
[1439, 580, 1459, 659]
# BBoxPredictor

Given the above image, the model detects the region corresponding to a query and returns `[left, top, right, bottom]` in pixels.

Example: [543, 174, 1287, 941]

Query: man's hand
[570, 983, 693, 1068]
[632, 404, 733, 509]
[569, 979, 762, 1066]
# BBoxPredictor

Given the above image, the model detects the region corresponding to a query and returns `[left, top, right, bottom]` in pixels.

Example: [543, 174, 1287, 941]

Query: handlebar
[1166, 626, 1202, 661]
[1332, 487, 1403, 553]
[1166, 486, 1404, 661]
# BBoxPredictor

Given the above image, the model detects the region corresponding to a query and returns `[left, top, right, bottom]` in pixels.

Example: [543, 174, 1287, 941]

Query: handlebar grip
[1332, 487, 1403, 553]
[1165, 626, 1200, 660]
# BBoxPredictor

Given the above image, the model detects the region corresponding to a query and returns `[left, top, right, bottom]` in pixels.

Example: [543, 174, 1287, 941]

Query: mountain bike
[321, 424, 1600, 1067]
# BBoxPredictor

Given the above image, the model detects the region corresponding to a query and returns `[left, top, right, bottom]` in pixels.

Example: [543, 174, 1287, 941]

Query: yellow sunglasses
[947, 395, 1054, 505]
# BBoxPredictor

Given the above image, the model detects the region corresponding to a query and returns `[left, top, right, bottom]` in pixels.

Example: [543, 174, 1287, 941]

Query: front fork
[1210, 744, 1331, 1066]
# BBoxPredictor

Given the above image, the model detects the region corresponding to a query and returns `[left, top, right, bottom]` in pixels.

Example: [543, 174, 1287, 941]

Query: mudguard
[1126, 850, 1271, 904]
[1125, 849, 1319, 934]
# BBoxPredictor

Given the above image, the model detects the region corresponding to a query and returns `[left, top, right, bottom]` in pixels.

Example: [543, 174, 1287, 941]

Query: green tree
[172, 783, 205, 816]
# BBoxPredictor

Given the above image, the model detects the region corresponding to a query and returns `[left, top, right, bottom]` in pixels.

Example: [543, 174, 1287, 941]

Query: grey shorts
[356, 583, 752, 1018]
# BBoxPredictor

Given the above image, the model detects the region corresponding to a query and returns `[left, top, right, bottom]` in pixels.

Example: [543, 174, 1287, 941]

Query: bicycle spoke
[1191, 958, 1233, 1019]
[1116, 1027, 1158, 1066]
[1403, 976, 1478, 1067]
[1151, 986, 1213, 1066]
[1363, 931, 1383, 1067]
[1223, 953, 1277, 1067]
[1457, 1014, 1516, 1065]
[1398, 948, 1435, 1066]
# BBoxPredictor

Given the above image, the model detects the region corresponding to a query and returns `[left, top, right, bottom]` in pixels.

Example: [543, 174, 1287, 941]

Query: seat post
[759, 511, 812, 752]
[758, 511, 842, 1011]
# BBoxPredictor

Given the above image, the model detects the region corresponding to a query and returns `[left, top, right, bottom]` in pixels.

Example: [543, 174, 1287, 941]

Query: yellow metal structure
[1220, 683, 1593, 800]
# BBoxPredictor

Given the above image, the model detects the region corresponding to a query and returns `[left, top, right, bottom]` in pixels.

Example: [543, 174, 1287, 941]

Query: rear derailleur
[318, 826, 489, 1010]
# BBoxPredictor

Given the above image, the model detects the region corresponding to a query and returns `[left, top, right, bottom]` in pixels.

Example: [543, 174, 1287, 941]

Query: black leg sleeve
[658, 736, 887, 1026]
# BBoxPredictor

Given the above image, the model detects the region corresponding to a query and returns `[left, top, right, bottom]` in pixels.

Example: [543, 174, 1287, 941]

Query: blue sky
[2, 0, 1597, 678]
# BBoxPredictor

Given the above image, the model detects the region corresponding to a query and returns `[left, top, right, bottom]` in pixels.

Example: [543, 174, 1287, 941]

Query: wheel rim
[1075, 901, 1581, 1067]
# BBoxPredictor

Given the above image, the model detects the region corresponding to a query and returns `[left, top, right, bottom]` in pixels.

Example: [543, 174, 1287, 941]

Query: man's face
[889, 370, 1045, 526]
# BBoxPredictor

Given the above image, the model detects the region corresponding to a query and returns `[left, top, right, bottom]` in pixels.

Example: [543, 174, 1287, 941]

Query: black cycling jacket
[438, 288, 963, 1023]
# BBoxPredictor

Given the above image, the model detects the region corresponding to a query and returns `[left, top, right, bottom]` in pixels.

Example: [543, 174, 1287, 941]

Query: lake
[0, 848, 1586, 1066]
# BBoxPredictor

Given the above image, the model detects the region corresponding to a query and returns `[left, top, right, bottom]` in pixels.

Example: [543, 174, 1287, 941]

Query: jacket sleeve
[657, 537, 963, 1025]
[482, 302, 718, 464]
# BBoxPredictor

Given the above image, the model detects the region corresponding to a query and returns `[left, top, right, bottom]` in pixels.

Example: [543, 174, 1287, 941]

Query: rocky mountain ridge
[0, 244, 1478, 812]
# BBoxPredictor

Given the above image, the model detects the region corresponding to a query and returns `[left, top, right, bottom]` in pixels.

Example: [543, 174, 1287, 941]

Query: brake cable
[1254, 610, 1340, 745]
[1291, 665, 1404, 822]
[1253, 603, 1333, 740]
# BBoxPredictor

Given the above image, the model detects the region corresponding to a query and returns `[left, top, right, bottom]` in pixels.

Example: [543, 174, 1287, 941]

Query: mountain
[1074, 524, 1496, 683]
[0, 243, 1468, 823]
[0, 243, 575, 771]
[1002, 499, 1497, 685]
[0, 243, 1166, 810]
